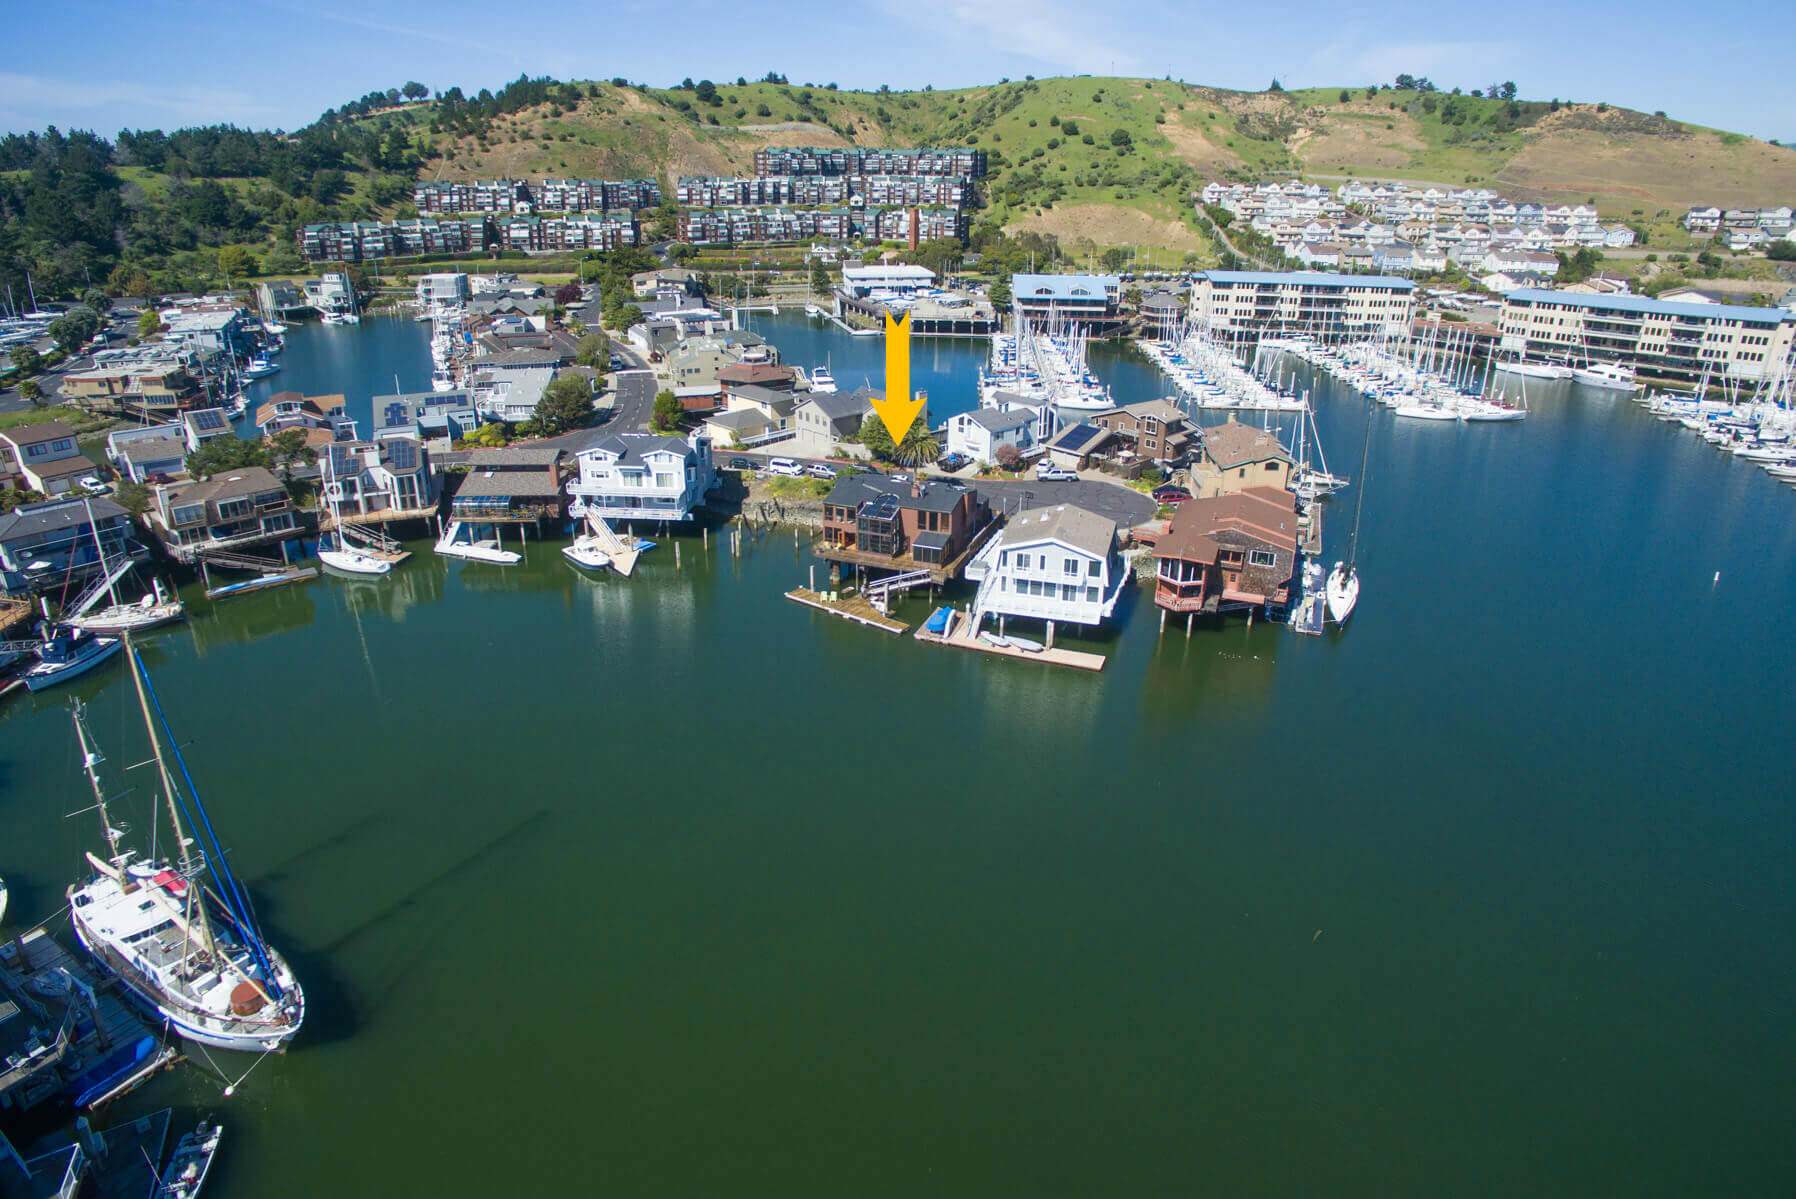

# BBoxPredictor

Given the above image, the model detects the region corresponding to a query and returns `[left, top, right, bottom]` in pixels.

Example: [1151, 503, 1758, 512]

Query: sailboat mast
[1345, 398, 1375, 570]
[83, 497, 121, 610]
[125, 633, 215, 949]
[71, 702, 127, 869]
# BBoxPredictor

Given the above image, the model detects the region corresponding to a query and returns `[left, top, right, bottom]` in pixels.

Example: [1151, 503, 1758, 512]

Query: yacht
[809, 361, 838, 393]
[24, 623, 121, 691]
[434, 520, 522, 565]
[67, 652, 305, 1053]
[1571, 361, 1638, 391]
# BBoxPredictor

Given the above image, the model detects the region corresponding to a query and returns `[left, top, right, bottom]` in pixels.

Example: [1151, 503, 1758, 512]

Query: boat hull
[561, 545, 611, 572]
[68, 603, 186, 636]
[1325, 566, 1359, 625]
[25, 637, 122, 691]
[319, 549, 392, 576]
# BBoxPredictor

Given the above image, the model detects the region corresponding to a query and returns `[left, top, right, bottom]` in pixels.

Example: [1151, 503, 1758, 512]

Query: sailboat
[317, 454, 392, 577]
[67, 643, 305, 1053]
[24, 618, 122, 691]
[67, 499, 186, 635]
[1327, 394, 1377, 626]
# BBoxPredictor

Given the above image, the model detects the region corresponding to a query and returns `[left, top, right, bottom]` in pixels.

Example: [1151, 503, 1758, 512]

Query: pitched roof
[998, 504, 1116, 558]
[956, 407, 1035, 433]
[1046, 423, 1111, 454]
[465, 445, 564, 467]
[0, 495, 129, 542]
[162, 466, 286, 506]
[0, 420, 77, 447]
[800, 390, 874, 421]
[579, 433, 694, 467]
[118, 434, 187, 463]
[1200, 417, 1293, 469]
[1157, 485, 1298, 560]
[824, 471, 966, 514]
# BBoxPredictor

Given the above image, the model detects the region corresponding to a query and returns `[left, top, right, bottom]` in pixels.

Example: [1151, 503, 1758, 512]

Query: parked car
[805, 463, 838, 479]
[609, 356, 624, 370]
[77, 475, 111, 494]
[727, 457, 755, 471]
[145, 471, 173, 485]
[765, 458, 804, 477]
[1034, 463, 1076, 482]
[1152, 485, 1192, 504]
[937, 452, 971, 472]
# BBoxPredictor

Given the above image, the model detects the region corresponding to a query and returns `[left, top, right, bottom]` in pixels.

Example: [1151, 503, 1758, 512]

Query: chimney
[910, 478, 921, 499]
[909, 207, 920, 251]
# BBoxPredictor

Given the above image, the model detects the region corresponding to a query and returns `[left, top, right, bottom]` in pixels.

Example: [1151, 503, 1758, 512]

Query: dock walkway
[915, 607, 1106, 672]
[785, 587, 909, 634]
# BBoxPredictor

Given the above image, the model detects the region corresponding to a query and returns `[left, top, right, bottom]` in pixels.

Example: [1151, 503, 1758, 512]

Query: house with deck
[0, 496, 144, 595]
[946, 407, 1043, 464]
[791, 389, 876, 455]
[107, 424, 189, 483]
[566, 433, 715, 524]
[819, 474, 996, 582]
[372, 390, 483, 444]
[450, 446, 567, 524]
[1152, 485, 1300, 620]
[963, 503, 1126, 631]
[323, 439, 440, 518]
[255, 393, 349, 446]
[148, 466, 299, 563]
[1089, 400, 1192, 467]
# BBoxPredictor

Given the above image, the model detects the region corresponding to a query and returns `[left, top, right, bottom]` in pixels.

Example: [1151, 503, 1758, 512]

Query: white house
[471, 367, 558, 423]
[963, 503, 1127, 630]
[947, 407, 1042, 464]
[566, 432, 715, 523]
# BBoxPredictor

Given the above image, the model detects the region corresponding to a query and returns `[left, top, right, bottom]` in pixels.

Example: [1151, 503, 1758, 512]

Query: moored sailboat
[66, 642, 305, 1053]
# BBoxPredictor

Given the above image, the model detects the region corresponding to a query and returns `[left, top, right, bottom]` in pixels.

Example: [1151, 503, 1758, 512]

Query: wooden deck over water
[915, 608, 1107, 672]
[785, 588, 909, 635]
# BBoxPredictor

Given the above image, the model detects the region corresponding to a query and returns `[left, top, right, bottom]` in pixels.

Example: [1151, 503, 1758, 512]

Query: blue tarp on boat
[923, 607, 952, 635]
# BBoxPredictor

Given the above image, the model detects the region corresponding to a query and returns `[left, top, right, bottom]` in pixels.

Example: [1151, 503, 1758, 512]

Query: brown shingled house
[1090, 400, 1193, 465]
[1153, 485, 1299, 619]
[1190, 416, 1294, 498]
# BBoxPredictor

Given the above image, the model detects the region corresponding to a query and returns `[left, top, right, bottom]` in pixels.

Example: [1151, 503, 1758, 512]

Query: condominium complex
[675, 206, 963, 247]
[1498, 289, 1796, 383]
[412, 177, 660, 215]
[299, 214, 638, 262]
[1189, 271, 1416, 337]
[752, 147, 985, 178]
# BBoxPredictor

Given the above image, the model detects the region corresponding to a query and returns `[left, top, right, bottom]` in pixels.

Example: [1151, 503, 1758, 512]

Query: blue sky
[2, 0, 1792, 143]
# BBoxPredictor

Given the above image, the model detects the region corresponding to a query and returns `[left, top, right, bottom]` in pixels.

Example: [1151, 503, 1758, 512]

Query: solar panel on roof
[387, 440, 417, 471]
[189, 409, 227, 431]
[383, 402, 408, 428]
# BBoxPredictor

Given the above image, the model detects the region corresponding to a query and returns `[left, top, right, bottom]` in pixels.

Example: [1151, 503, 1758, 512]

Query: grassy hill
[8, 74, 1793, 303]
[370, 77, 1796, 254]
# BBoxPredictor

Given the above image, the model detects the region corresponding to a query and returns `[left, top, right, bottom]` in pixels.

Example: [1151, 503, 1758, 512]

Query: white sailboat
[67, 499, 186, 635]
[1328, 392, 1377, 627]
[67, 645, 305, 1053]
[317, 455, 392, 577]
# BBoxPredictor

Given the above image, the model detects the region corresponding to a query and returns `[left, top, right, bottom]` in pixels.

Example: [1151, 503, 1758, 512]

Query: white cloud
[881, 0, 1144, 76]
[0, 73, 281, 127]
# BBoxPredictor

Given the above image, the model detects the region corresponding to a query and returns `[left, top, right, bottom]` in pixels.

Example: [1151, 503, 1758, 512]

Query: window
[171, 503, 205, 526]
[1248, 549, 1277, 568]
[1086, 587, 1099, 602]
[1063, 559, 1078, 576]
[1015, 553, 1030, 570]
[1062, 584, 1077, 601]
[215, 498, 251, 521]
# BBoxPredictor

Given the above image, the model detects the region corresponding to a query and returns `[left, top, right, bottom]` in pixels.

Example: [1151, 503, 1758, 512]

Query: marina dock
[916, 607, 1106, 672]
[785, 587, 910, 634]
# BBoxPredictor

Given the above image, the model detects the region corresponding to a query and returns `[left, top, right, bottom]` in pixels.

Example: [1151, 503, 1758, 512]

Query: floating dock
[784, 587, 909, 635]
[915, 607, 1106, 672]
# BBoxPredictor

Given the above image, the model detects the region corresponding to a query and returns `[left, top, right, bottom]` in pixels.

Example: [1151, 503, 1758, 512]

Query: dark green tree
[652, 390, 682, 433]
[82, 288, 113, 315]
[530, 374, 595, 437]
[574, 331, 610, 366]
[47, 306, 100, 353]
[268, 428, 317, 481]
[186, 434, 270, 480]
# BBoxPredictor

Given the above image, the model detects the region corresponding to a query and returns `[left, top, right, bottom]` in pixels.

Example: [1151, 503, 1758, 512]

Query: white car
[77, 475, 111, 493]
[1034, 463, 1076, 482]
[765, 458, 804, 477]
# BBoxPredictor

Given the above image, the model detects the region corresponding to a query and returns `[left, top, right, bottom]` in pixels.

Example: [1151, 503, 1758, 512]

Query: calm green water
[3, 315, 1795, 1195]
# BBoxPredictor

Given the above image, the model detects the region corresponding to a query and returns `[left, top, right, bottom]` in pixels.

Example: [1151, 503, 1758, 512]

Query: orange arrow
[872, 311, 925, 443]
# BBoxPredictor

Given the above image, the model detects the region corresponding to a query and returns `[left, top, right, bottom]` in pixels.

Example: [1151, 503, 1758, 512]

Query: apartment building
[752, 147, 985, 178]
[1190, 271, 1415, 337]
[1499, 289, 1795, 384]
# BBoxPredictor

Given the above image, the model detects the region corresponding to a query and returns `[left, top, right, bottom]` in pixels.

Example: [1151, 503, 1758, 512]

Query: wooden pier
[785, 587, 909, 635]
[915, 607, 1107, 672]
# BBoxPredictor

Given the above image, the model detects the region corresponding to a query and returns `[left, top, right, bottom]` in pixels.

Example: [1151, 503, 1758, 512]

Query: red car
[1151, 485, 1192, 504]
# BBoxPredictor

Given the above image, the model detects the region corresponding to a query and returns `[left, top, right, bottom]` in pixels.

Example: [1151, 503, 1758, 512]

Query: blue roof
[1012, 274, 1120, 301]
[1504, 289, 1792, 325]
[1202, 270, 1415, 290]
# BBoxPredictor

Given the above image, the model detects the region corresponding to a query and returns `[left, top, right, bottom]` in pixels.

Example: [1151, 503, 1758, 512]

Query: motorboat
[1571, 361, 1638, 391]
[24, 623, 122, 691]
[561, 538, 611, 572]
[1494, 358, 1570, 380]
[809, 361, 838, 393]
[154, 1118, 223, 1199]
[434, 520, 522, 565]
[1393, 403, 1459, 421]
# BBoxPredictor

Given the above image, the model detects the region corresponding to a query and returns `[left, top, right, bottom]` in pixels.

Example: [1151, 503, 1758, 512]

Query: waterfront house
[149, 466, 298, 563]
[323, 439, 440, 518]
[1089, 400, 1192, 467]
[372, 390, 482, 445]
[963, 503, 1126, 630]
[0, 422, 98, 497]
[566, 433, 715, 523]
[469, 367, 560, 423]
[181, 407, 235, 452]
[256, 280, 309, 318]
[947, 407, 1043, 464]
[666, 333, 778, 406]
[1009, 274, 1124, 333]
[256, 393, 348, 446]
[1152, 486, 1300, 618]
[819, 473, 996, 582]
[1191, 417, 1293, 498]
[0, 496, 143, 595]
[451, 446, 567, 523]
[107, 424, 188, 483]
